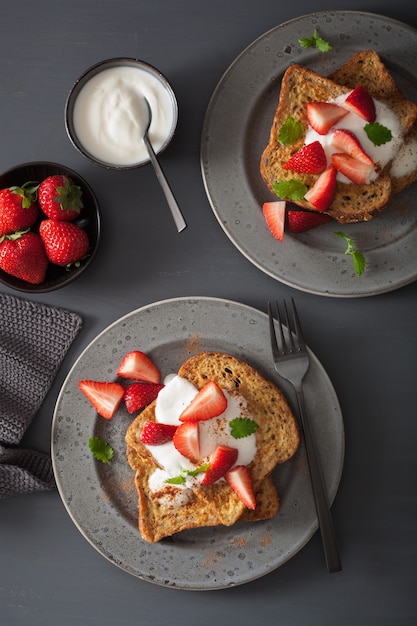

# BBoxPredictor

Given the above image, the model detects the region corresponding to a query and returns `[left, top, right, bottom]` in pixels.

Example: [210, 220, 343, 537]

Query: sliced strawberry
[262, 201, 286, 242]
[304, 166, 337, 212]
[225, 465, 256, 510]
[173, 421, 200, 462]
[343, 85, 376, 122]
[124, 382, 164, 414]
[78, 380, 124, 419]
[306, 102, 348, 135]
[117, 350, 160, 383]
[283, 141, 327, 174]
[331, 153, 374, 184]
[331, 129, 374, 165]
[179, 381, 227, 422]
[201, 445, 238, 486]
[140, 420, 177, 445]
[288, 210, 333, 233]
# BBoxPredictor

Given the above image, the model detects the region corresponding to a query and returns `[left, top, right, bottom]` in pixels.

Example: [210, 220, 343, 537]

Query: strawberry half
[262, 201, 286, 241]
[117, 350, 160, 384]
[304, 166, 337, 212]
[331, 129, 374, 165]
[331, 153, 374, 185]
[343, 85, 376, 122]
[78, 380, 124, 419]
[179, 381, 227, 422]
[225, 465, 256, 509]
[201, 445, 238, 486]
[124, 382, 164, 414]
[283, 141, 327, 174]
[288, 210, 333, 233]
[140, 420, 177, 445]
[306, 102, 348, 135]
[173, 421, 200, 462]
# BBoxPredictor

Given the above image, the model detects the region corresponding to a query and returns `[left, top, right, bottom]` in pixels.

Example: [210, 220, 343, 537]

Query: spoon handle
[143, 134, 187, 233]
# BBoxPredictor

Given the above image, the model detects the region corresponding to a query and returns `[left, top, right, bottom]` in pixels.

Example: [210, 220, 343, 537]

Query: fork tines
[268, 298, 306, 355]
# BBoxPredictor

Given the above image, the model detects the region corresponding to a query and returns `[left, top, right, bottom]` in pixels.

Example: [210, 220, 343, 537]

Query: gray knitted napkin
[0, 292, 83, 498]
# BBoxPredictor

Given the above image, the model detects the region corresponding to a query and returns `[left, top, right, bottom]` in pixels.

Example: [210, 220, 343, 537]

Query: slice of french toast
[329, 50, 417, 195]
[260, 51, 417, 223]
[126, 351, 299, 542]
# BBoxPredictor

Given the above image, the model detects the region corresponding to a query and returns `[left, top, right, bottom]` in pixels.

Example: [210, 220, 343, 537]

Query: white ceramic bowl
[65, 58, 178, 170]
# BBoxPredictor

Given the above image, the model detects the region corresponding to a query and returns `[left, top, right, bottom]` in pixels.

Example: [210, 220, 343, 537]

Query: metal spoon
[142, 97, 187, 232]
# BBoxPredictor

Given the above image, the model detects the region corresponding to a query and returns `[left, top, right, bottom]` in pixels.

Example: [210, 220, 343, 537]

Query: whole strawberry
[39, 219, 89, 267]
[38, 175, 83, 221]
[0, 230, 48, 284]
[0, 182, 39, 237]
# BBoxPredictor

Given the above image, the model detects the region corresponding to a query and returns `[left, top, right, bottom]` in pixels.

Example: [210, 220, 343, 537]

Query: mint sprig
[334, 231, 366, 277]
[298, 30, 332, 52]
[230, 417, 259, 439]
[88, 437, 114, 464]
[165, 463, 210, 484]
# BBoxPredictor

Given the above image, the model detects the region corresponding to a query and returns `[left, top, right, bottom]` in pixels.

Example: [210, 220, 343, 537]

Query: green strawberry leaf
[88, 437, 114, 463]
[229, 417, 259, 439]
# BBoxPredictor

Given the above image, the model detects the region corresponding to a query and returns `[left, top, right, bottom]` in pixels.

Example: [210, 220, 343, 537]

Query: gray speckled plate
[51, 297, 344, 589]
[200, 12, 417, 297]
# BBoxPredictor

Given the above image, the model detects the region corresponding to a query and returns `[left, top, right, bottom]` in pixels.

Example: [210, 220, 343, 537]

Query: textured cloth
[0, 292, 83, 498]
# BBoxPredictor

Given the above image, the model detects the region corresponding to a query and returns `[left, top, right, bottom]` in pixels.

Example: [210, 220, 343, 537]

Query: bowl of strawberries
[0, 161, 101, 292]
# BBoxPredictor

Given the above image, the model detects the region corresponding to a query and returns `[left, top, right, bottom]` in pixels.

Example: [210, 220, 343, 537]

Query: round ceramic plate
[51, 297, 344, 589]
[200, 12, 417, 297]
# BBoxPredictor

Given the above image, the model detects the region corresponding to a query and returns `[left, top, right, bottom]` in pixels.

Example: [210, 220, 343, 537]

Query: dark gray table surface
[1, 1, 416, 624]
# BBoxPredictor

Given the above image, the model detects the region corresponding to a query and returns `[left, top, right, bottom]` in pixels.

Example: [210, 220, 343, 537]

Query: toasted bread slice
[330, 50, 417, 195]
[260, 52, 417, 223]
[126, 351, 299, 542]
[329, 50, 417, 135]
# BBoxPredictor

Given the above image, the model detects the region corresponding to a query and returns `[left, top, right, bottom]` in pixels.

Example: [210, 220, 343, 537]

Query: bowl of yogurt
[65, 58, 178, 169]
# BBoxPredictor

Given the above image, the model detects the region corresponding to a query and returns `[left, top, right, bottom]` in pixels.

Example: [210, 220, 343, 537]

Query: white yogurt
[390, 137, 417, 178]
[71, 65, 176, 166]
[305, 91, 404, 183]
[145, 375, 258, 503]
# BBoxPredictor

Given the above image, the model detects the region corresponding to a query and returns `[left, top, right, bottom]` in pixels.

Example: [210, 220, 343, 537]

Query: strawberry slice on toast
[225, 465, 256, 509]
[201, 445, 238, 486]
[179, 380, 227, 422]
[173, 421, 200, 462]
[306, 101, 348, 135]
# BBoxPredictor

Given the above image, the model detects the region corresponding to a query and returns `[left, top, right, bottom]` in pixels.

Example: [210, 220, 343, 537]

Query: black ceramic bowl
[0, 161, 101, 293]
[65, 57, 178, 170]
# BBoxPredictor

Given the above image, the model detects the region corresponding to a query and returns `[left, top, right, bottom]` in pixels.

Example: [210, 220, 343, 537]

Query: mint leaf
[298, 30, 332, 52]
[230, 417, 259, 439]
[334, 231, 366, 277]
[273, 178, 308, 201]
[165, 475, 186, 485]
[187, 463, 210, 477]
[88, 437, 114, 464]
[364, 122, 392, 146]
[278, 117, 304, 145]
[165, 464, 210, 484]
